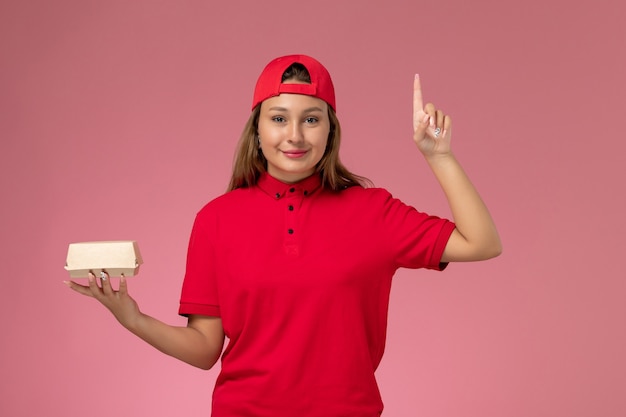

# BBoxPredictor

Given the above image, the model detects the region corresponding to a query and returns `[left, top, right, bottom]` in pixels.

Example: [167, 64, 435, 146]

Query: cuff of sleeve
[179, 302, 221, 317]
[430, 221, 456, 271]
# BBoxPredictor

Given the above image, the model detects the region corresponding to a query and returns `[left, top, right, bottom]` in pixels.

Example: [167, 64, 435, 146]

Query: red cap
[252, 54, 336, 111]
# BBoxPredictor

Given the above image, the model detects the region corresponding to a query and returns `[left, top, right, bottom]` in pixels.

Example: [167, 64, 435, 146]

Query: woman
[66, 54, 501, 416]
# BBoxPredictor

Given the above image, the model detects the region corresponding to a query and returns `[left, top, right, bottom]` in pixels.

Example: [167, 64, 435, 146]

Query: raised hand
[412, 74, 452, 157]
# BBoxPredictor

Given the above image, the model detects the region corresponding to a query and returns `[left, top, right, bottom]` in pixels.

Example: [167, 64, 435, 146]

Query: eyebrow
[267, 106, 325, 113]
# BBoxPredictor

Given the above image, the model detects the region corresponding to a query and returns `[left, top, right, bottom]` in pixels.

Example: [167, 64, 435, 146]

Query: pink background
[1, 0, 625, 416]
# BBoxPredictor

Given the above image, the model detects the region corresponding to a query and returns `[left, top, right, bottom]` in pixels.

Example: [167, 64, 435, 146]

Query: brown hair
[227, 64, 370, 192]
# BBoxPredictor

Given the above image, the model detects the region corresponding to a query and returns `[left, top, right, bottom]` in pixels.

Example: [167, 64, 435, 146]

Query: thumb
[118, 275, 129, 296]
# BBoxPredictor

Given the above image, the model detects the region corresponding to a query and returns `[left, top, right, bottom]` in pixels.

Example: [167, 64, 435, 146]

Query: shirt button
[288, 205, 294, 211]
[275, 193, 280, 199]
[289, 187, 295, 193]
[288, 229, 294, 234]
[303, 190, 308, 196]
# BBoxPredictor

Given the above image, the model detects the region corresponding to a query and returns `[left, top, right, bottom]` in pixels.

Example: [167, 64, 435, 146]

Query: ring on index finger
[100, 271, 107, 281]
[434, 127, 441, 138]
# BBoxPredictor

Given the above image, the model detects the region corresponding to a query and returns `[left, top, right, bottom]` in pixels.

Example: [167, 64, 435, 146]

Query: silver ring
[434, 127, 441, 138]
[100, 271, 107, 281]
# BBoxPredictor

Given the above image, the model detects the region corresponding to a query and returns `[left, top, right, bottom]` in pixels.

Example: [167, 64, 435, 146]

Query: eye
[304, 117, 319, 124]
[272, 116, 286, 123]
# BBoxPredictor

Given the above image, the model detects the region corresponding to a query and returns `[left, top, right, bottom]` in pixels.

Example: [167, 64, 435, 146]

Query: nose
[287, 121, 304, 144]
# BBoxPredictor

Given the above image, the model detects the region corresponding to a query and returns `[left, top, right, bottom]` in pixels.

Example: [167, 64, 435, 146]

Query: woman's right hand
[65, 273, 224, 369]
[65, 273, 142, 330]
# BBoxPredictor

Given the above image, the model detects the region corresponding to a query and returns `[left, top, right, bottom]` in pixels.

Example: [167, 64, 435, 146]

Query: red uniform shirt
[179, 173, 455, 417]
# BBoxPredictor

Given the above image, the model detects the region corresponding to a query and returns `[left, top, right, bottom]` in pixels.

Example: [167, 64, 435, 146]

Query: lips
[282, 150, 308, 158]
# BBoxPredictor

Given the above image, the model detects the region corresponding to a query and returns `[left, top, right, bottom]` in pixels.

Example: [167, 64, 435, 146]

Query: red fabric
[251, 54, 337, 111]
[179, 172, 455, 417]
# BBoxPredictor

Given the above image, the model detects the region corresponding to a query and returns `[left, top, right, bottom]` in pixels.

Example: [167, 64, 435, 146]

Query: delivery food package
[65, 241, 143, 278]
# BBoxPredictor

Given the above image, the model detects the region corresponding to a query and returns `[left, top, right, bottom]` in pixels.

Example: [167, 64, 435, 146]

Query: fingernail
[63, 281, 70, 287]
[415, 73, 420, 80]
[88, 275, 94, 283]
[422, 114, 429, 123]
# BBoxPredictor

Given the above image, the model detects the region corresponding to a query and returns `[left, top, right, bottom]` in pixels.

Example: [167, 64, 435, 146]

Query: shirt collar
[257, 172, 322, 200]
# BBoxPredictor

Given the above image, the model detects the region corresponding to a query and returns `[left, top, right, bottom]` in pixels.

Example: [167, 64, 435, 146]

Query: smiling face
[257, 91, 330, 183]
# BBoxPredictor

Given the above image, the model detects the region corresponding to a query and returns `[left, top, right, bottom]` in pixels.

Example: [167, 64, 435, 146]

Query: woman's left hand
[412, 74, 452, 157]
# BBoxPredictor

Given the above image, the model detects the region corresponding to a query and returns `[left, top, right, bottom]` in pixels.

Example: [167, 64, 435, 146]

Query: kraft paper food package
[65, 241, 143, 278]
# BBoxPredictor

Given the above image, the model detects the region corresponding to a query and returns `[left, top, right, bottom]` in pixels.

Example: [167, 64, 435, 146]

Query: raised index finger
[413, 74, 424, 113]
